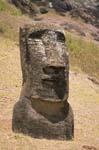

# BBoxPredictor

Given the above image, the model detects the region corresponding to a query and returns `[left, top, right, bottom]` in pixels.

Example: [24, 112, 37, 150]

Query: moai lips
[12, 23, 74, 140]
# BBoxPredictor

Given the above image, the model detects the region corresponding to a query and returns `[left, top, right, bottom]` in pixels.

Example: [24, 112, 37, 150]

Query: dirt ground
[0, 37, 99, 150]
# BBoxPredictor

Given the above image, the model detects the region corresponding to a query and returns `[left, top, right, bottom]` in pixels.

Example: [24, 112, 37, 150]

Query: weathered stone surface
[52, 0, 73, 12]
[12, 23, 74, 140]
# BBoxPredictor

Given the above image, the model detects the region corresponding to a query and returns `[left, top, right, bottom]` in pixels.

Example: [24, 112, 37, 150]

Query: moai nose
[46, 59, 66, 69]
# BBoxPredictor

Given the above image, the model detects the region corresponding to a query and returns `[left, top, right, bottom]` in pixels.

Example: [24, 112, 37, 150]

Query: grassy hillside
[0, 37, 99, 150]
[0, 0, 21, 16]
[0, 0, 21, 41]
[0, 0, 99, 80]
[66, 32, 99, 79]
[0, 0, 32, 41]
[0, 1, 99, 150]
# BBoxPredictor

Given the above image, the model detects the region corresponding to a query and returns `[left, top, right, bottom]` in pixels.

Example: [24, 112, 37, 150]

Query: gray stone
[12, 23, 74, 140]
[52, 0, 73, 12]
[40, 7, 48, 14]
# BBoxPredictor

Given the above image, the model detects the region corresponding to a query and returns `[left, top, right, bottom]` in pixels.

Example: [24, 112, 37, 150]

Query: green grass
[66, 32, 99, 79]
[0, 0, 21, 16]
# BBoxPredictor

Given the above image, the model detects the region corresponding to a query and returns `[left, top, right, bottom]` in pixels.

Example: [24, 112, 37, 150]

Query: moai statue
[12, 23, 74, 140]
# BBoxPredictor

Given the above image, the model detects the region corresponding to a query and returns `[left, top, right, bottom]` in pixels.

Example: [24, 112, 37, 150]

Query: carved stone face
[23, 29, 69, 102]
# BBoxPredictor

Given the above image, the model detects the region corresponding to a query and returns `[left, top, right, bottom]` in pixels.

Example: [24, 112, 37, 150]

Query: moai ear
[20, 27, 30, 84]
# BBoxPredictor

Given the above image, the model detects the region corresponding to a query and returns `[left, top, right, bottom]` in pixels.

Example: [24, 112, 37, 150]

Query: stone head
[20, 23, 69, 102]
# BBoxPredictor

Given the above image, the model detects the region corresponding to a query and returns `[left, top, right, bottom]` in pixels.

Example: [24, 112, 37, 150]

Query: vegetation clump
[0, 0, 21, 16]
[66, 32, 99, 79]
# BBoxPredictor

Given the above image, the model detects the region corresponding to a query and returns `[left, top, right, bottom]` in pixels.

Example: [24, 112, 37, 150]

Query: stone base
[12, 97, 74, 140]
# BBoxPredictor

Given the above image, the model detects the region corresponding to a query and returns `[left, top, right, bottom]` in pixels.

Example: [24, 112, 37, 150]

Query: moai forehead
[24, 23, 65, 34]
[20, 23, 69, 102]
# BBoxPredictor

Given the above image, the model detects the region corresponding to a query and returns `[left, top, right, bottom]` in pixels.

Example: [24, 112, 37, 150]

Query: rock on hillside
[71, 0, 99, 28]
[10, 0, 99, 28]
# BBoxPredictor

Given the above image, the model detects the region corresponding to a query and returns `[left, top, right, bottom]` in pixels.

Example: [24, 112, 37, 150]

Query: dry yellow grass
[0, 37, 99, 150]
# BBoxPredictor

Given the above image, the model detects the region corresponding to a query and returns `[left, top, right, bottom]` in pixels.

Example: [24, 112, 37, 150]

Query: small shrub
[0, 0, 21, 16]
[14, 134, 24, 140]
[0, 23, 8, 34]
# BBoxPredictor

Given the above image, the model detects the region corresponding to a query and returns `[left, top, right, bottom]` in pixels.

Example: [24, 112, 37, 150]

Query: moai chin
[12, 23, 74, 140]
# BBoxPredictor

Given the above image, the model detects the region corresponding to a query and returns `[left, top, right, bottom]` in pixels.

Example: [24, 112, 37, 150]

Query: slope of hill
[0, 37, 99, 150]
[0, 0, 99, 80]
[11, 0, 99, 28]
[0, 0, 99, 149]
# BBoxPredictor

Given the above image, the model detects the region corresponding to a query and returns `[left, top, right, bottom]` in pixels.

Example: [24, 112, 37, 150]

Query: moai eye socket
[28, 30, 46, 39]
[56, 32, 65, 42]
